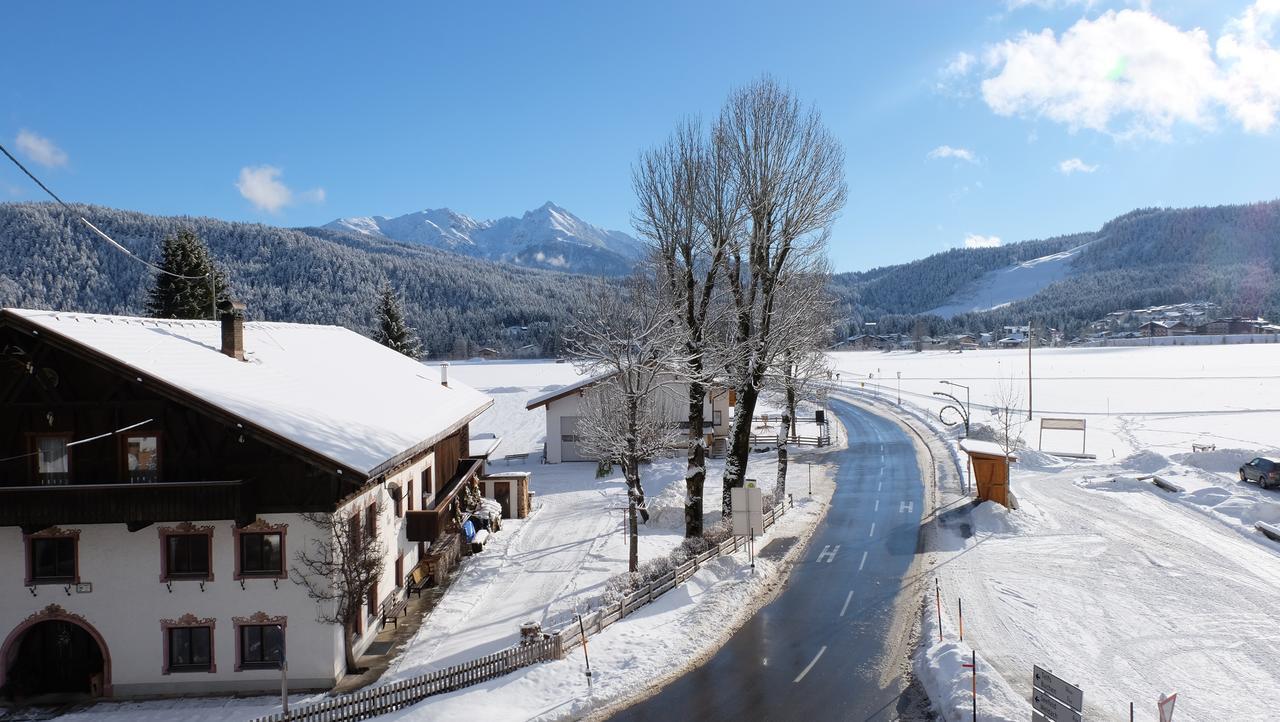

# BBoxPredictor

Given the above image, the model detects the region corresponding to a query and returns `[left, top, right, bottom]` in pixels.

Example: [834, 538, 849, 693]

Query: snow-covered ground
[832, 346, 1280, 720]
[36, 360, 839, 721]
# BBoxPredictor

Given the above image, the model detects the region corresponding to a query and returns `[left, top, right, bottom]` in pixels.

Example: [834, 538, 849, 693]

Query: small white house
[526, 373, 733, 463]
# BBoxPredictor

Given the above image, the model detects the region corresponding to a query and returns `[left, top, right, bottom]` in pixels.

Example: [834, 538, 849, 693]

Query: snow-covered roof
[960, 438, 1018, 460]
[4, 309, 492, 476]
[525, 371, 613, 410]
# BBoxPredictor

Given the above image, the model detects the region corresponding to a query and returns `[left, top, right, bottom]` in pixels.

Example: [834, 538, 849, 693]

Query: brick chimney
[217, 299, 246, 361]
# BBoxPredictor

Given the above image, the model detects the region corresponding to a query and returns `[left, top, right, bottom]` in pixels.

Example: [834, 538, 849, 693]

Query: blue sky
[3, 1, 1278, 272]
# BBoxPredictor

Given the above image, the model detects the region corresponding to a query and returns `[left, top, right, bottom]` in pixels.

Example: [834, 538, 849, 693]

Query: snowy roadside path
[939, 468, 1280, 720]
[384, 475, 625, 679]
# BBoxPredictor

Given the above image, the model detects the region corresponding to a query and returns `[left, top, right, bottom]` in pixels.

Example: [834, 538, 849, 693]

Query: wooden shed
[959, 439, 1018, 508]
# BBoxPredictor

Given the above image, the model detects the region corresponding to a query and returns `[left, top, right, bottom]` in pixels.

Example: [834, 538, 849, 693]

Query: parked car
[1239, 457, 1280, 488]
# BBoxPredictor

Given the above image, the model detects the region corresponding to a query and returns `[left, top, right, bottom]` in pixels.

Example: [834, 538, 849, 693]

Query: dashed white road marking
[869, 522, 876, 537]
[874, 499, 879, 511]
[816, 544, 840, 563]
[877, 481, 882, 491]
[858, 551, 868, 571]
[793, 646, 827, 683]
[840, 591, 853, 617]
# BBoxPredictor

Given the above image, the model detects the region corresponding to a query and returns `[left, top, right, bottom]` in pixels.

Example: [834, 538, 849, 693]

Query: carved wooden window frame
[161, 614, 216, 674]
[24, 527, 80, 585]
[158, 523, 215, 582]
[232, 519, 288, 581]
[232, 612, 287, 672]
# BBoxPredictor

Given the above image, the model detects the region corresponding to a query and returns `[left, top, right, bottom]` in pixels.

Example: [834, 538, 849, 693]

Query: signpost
[731, 482, 764, 569]
[1032, 665, 1083, 722]
[1158, 692, 1177, 722]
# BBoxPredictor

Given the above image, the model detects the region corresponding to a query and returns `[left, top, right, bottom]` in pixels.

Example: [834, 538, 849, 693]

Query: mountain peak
[323, 202, 642, 275]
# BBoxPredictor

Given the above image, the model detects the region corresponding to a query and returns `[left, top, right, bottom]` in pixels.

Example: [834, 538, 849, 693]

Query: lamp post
[940, 380, 970, 437]
[896, 371, 902, 406]
[277, 624, 288, 715]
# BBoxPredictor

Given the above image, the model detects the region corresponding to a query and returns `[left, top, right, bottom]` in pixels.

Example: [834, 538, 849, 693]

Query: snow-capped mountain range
[324, 202, 643, 275]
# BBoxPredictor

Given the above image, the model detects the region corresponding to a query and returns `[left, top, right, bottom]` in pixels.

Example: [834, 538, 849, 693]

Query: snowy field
[831, 346, 1280, 720]
[37, 360, 839, 722]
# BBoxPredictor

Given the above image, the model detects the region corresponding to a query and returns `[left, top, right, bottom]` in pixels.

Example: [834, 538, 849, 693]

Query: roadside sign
[730, 485, 763, 536]
[1031, 691, 1082, 722]
[1159, 692, 1177, 722]
[1032, 665, 1083, 722]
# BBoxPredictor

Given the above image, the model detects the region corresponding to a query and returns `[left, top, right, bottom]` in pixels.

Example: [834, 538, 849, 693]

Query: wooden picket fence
[749, 433, 831, 447]
[250, 496, 792, 722]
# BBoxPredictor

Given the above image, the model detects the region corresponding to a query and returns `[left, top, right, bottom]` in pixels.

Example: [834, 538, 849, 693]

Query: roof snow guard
[3, 309, 491, 477]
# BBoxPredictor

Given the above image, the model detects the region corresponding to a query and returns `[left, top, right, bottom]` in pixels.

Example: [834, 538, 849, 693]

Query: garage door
[560, 415, 589, 462]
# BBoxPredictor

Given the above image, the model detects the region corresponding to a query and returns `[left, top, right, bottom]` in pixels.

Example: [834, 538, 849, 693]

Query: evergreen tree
[146, 229, 228, 319]
[373, 284, 424, 358]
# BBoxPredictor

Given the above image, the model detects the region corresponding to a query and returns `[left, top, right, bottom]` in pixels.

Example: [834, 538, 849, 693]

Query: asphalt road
[608, 397, 926, 722]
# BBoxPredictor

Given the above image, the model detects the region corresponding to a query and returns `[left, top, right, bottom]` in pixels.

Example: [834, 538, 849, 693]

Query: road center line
[874, 499, 879, 511]
[877, 481, 882, 491]
[869, 522, 876, 537]
[793, 645, 827, 683]
[858, 550, 867, 571]
[840, 591, 853, 617]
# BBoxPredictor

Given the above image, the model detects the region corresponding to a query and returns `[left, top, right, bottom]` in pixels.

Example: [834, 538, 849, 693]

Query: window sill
[238, 662, 283, 671]
[167, 665, 214, 674]
[163, 574, 213, 582]
[236, 571, 285, 580]
[27, 577, 77, 586]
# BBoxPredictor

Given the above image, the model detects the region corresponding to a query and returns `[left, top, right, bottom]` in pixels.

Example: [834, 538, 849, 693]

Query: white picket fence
[250, 497, 792, 722]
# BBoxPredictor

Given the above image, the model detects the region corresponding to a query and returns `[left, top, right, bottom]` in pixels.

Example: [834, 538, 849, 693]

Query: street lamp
[940, 380, 970, 435]
[896, 371, 902, 406]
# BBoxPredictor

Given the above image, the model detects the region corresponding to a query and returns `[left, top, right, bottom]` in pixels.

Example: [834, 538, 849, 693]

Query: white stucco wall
[1, 458, 430, 698]
[540, 381, 733, 463]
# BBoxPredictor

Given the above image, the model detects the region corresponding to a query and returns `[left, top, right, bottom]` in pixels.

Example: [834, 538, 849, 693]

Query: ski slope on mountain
[927, 243, 1091, 318]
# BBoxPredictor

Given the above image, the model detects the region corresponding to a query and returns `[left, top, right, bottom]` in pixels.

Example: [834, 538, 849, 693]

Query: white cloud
[1218, 0, 1280, 132]
[936, 51, 977, 94]
[235, 165, 325, 213]
[976, 2, 1280, 139]
[15, 129, 68, 168]
[1058, 157, 1099, 173]
[964, 233, 1003, 248]
[927, 145, 979, 163]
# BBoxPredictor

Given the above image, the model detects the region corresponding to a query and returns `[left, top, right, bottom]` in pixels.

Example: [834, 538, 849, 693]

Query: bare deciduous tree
[291, 505, 385, 674]
[634, 118, 743, 538]
[990, 377, 1027, 489]
[718, 76, 847, 515]
[564, 278, 682, 571]
[767, 271, 836, 499]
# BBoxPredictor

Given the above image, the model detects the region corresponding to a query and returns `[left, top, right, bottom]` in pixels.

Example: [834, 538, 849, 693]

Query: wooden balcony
[406, 457, 484, 543]
[0, 479, 247, 529]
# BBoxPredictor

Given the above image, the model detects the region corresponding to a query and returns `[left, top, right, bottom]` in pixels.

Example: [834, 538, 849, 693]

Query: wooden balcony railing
[406, 457, 484, 543]
[0, 479, 247, 528]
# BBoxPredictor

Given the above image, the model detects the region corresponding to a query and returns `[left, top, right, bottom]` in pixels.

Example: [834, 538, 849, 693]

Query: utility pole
[1027, 319, 1033, 421]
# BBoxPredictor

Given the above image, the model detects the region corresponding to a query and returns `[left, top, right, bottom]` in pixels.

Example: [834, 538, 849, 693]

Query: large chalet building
[0, 307, 524, 699]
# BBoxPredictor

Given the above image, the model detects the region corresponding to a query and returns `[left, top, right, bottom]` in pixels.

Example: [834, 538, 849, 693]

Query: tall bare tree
[291, 506, 384, 674]
[718, 77, 847, 515]
[634, 119, 742, 538]
[564, 278, 682, 571]
[768, 270, 836, 500]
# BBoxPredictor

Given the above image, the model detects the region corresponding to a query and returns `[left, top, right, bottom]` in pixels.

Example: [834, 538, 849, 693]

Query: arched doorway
[1, 606, 110, 700]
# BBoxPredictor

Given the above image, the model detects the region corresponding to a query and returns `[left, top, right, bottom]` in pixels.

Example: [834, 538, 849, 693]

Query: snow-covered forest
[831, 200, 1280, 338]
[0, 202, 607, 358]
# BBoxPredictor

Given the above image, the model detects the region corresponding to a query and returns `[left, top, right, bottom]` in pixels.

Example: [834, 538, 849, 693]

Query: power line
[0, 141, 209, 282]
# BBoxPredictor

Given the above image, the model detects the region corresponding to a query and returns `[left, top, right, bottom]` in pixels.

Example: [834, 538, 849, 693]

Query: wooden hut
[959, 439, 1018, 508]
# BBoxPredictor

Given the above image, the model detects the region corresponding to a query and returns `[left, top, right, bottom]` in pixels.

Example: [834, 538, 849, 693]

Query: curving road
[609, 397, 928, 721]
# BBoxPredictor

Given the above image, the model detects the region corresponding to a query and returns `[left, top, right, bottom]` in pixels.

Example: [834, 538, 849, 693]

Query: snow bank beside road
[914, 590, 1030, 722]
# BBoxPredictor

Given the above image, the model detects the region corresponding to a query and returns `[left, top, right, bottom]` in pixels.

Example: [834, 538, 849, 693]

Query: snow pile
[1118, 449, 1168, 474]
[1172, 447, 1258, 474]
[914, 593, 1031, 721]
